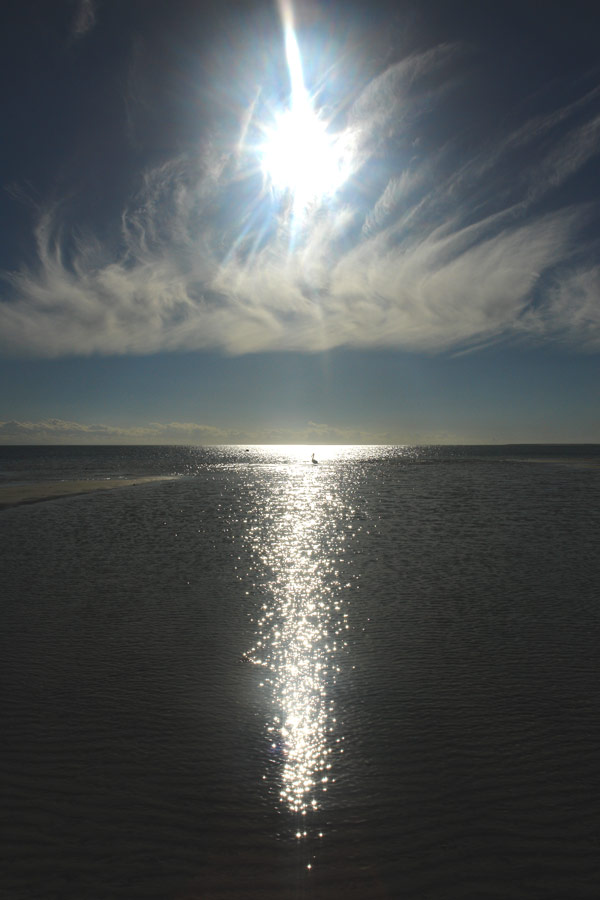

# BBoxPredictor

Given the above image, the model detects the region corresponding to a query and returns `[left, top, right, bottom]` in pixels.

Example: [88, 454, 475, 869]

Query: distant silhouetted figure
[312, 452, 318, 464]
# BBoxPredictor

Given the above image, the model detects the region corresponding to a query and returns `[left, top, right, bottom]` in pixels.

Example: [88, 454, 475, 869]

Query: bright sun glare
[260, 2, 351, 209]
[261, 97, 350, 208]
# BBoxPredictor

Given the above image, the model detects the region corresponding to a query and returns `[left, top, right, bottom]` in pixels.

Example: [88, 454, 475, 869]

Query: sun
[260, 97, 350, 208]
[259, 2, 352, 211]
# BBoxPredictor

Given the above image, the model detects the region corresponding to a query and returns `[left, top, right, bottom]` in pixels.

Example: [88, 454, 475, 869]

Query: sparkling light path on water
[244, 448, 354, 847]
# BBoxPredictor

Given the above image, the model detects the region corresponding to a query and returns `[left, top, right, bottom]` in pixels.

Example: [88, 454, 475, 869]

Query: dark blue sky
[1, 0, 599, 443]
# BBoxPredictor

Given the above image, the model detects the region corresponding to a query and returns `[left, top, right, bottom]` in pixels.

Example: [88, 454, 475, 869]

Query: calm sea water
[1, 444, 599, 899]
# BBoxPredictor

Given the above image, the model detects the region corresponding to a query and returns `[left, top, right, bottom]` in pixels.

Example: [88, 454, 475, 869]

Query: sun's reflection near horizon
[245, 453, 352, 828]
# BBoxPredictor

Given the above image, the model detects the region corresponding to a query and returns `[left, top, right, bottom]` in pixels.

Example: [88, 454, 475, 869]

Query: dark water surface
[1, 445, 599, 899]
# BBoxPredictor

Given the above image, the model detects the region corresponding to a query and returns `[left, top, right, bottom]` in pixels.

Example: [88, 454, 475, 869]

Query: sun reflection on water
[245, 451, 351, 824]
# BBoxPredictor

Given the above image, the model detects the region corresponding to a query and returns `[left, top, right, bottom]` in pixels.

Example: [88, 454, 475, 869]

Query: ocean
[1, 444, 599, 899]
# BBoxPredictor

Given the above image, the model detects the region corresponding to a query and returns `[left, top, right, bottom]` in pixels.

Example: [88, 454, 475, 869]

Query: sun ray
[258, 0, 353, 218]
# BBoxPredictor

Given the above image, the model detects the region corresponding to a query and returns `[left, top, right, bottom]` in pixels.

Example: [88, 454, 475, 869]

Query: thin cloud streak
[1, 43, 600, 358]
[0, 418, 400, 445]
[71, 0, 97, 40]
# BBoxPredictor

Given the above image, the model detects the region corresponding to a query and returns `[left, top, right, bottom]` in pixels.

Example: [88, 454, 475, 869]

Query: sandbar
[0, 476, 179, 510]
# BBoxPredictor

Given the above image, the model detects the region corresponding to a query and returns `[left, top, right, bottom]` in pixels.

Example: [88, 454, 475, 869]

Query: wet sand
[0, 476, 179, 510]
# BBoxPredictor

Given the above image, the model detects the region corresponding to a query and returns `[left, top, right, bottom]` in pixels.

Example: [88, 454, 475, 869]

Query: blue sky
[1, 0, 598, 443]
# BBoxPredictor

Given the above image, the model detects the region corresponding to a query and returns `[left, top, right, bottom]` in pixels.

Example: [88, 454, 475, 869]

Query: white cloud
[0, 418, 232, 444]
[525, 265, 600, 350]
[1, 45, 600, 359]
[71, 0, 96, 40]
[0, 418, 399, 445]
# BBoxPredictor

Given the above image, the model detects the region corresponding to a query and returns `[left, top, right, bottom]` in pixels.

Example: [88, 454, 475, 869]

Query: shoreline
[0, 476, 179, 511]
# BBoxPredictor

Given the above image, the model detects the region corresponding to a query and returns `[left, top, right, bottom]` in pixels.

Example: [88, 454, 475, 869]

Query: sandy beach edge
[0, 476, 180, 510]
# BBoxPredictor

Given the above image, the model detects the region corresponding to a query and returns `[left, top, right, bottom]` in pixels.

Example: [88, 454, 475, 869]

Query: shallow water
[1, 445, 599, 898]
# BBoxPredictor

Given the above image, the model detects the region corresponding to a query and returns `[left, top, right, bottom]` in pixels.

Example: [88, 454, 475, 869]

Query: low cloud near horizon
[0, 417, 405, 446]
[2, 42, 600, 359]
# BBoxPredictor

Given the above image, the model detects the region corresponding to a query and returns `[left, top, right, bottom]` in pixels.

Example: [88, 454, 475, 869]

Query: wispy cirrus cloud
[70, 0, 97, 40]
[1, 42, 600, 359]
